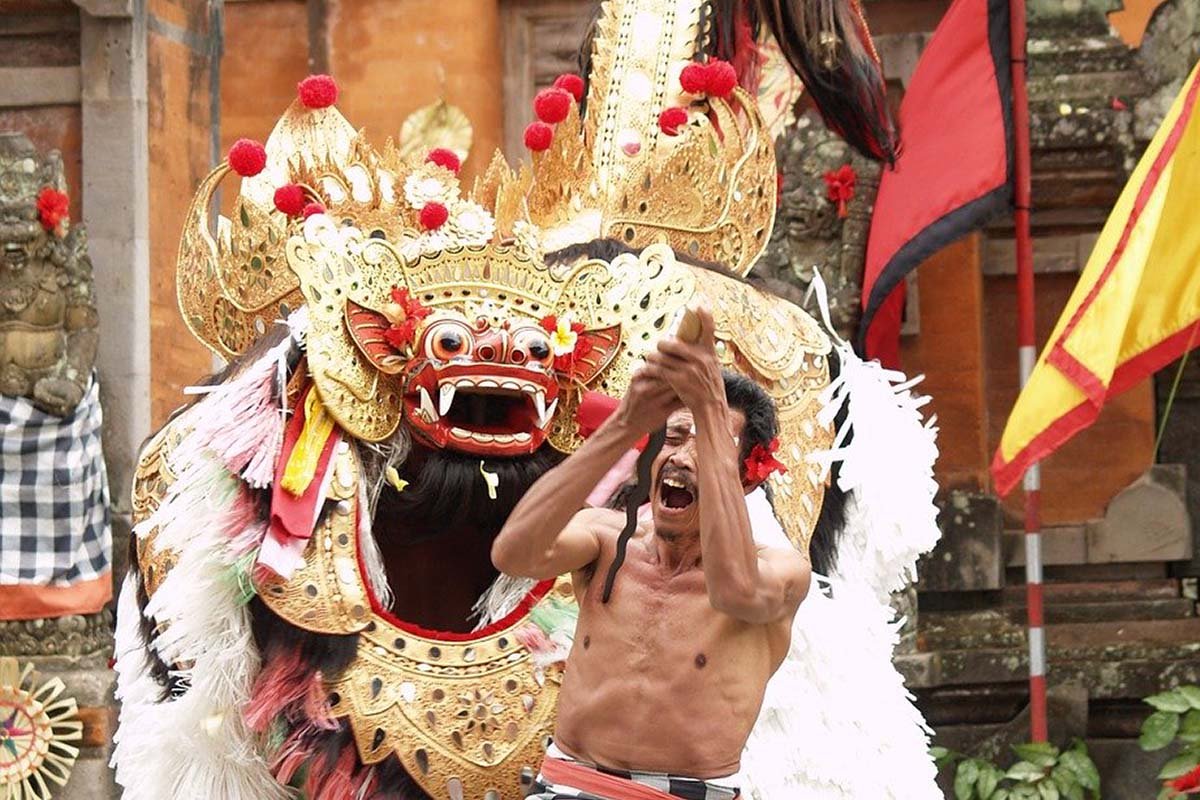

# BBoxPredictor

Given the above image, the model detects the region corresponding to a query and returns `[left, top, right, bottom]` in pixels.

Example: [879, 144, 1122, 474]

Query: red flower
[36, 187, 69, 234]
[273, 184, 307, 216]
[382, 287, 431, 352]
[823, 164, 857, 219]
[419, 202, 449, 231]
[553, 73, 585, 102]
[524, 121, 554, 152]
[298, 74, 339, 109]
[744, 438, 788, 483]
[534, 87, 573, 124]
[1168, 764, 1200, 794]
[658, 106, 689, 136]
[228, 138, 268, 177]
[426, 147, 461, 175]
[553, 333, 594, 375]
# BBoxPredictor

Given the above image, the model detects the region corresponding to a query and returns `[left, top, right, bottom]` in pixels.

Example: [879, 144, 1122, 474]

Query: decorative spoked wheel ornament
[0, 658, 82, 800]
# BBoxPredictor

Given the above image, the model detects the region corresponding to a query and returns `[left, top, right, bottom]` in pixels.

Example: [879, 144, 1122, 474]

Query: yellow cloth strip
[281, 389, 336, 496]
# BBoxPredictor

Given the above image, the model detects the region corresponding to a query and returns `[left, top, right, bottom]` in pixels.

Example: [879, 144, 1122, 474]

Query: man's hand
[643, 307, 725, 413]
[614, 366, 682, 437]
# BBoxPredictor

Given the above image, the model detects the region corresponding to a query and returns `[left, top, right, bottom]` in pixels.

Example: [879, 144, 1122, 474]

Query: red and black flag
[858, 0, 1014, 366]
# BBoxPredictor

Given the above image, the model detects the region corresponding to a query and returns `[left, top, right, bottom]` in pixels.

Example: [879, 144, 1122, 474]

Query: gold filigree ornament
[0, 659, 83, 800]
[527, 0, 777, 277]
[257, 444, 569, 800]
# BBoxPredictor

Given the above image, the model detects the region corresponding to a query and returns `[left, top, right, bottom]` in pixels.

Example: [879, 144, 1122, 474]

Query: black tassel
[752, 0, 898, 162]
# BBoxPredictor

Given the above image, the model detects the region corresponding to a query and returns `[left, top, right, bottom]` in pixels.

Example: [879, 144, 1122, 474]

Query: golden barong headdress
[174, 0, 847, 549]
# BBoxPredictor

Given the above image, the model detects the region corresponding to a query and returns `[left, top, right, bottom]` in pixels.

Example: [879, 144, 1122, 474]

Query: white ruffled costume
[737, 273, 943, 799]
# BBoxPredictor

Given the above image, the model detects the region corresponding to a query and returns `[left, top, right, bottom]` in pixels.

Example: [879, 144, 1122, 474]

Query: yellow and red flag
[992, 59, 1200, 496]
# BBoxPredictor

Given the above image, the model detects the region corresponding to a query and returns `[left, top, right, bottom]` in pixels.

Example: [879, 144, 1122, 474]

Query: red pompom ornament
[679, 63, 708, 94]
[524, 122, 554, 151]
[658, 107, 689, 136]
[534, 87, 573, 124]
[704, 60, 738, 98]
[553, 73, 585, 102]
[273, 184, 307, 216]
[228, 139, 267, 177]
[297, 74, 339, 109]
[426, 148, 461, 175]
[419, 202, 449, 231]
[301, 202, 326, 219]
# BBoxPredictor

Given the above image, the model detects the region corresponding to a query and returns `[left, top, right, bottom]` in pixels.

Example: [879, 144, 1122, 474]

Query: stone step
[919, 611, 1200, 652]
[999, 598, 1197, 625]
[905, 617, 1200, 695]
[999, 578, 1183, 604]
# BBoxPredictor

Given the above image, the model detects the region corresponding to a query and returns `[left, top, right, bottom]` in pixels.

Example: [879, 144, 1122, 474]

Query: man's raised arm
[491, 371, 679, 580]
[647, 310, 811, 624]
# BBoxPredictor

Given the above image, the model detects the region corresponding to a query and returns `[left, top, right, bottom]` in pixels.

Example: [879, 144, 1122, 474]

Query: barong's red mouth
[403, 362, 559, 457]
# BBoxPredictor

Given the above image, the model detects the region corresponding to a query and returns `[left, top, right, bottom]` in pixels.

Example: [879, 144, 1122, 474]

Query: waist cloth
[0, 376, 111, 619]
[527, 744, 741, 800]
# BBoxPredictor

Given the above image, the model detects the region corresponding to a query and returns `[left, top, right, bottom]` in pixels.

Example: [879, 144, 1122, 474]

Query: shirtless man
[492, 308, 811, 800]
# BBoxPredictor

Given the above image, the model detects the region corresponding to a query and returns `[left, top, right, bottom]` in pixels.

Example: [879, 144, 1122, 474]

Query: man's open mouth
[659, 475, 696, 510]
[406, 365, 558, 455]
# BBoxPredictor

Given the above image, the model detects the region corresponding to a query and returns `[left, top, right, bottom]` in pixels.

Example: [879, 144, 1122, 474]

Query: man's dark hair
[721, 370, 778, 465]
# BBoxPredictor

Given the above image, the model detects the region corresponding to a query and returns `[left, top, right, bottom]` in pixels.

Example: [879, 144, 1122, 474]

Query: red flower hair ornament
[382, 287, 432, 352]
[540, 315, 596, 379]
[744, 438, 788, 483]
[823, 164, 857, 219]
[36, 188, 70, 235]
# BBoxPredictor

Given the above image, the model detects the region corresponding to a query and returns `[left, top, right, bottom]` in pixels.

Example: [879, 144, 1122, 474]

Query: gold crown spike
[583, 0, 705, 187]
[601, 87, 777, 272]
[176, 101, 360, 359]
[527, 0, 778, 276]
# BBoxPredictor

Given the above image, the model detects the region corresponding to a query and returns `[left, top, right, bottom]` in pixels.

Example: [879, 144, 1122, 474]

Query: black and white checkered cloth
[0, 378, 111, 587]
[527, 746, 741, 800]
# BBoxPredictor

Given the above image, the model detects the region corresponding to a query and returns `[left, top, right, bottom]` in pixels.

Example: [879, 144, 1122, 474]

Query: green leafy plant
[1138, 686, 1200, 798]
[932, 740, 1101, 800]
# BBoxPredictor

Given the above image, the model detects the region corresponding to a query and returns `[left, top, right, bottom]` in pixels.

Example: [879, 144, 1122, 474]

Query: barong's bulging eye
[423, 320, 474, 361]
[438, 330, 464, 354]
[512, 328, 553, 367]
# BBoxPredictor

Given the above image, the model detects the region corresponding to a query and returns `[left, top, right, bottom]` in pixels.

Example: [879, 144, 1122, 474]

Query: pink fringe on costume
[307, 745, 361, 800]
[271, 726, 314, 785]
[178, 346, 287, 490]
[244, 649, 336, 733]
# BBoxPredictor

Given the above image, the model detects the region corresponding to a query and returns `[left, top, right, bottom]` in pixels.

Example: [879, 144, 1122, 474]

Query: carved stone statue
[0, 133, 99, 417]
[755, 110, 883, 342]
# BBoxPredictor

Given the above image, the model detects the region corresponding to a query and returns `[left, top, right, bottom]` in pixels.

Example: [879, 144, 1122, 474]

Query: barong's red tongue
[578, 391, 650, 508]
[576, 390, 648, 450]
